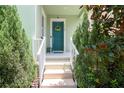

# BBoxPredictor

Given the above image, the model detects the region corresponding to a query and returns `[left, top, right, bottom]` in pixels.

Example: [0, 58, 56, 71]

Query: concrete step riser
[41, 86, 76, 88]
[46, 59, 70, 62]
[45, 65, 71, 69]
[44, 73, 73, 79]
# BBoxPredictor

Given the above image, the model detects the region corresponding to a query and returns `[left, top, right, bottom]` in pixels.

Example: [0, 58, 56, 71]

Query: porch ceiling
[43, 5, 81, 16]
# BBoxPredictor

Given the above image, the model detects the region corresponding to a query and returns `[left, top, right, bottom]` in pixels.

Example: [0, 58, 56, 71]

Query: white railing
[70, 37, 79, 69]
[33, 37, 43, 60]
[37, 37, 46, 87]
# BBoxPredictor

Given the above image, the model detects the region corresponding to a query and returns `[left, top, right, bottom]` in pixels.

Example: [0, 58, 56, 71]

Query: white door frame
[50, 18, 66, 53]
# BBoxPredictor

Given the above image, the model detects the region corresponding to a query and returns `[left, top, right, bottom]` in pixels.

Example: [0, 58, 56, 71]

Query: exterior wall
[46, 15, 81, 52]
[35, 6, 47, 38]
[17, 5, 47, 60]
[17, 5, 35, 40]
[35, 5, 42, 38]
[17, 5, 36, 58]
[17, 5, 81, 56]
[34, 6, 47, 60]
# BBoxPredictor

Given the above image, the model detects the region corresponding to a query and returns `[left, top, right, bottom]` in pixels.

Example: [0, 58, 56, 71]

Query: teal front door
[52, 21, 64, 52]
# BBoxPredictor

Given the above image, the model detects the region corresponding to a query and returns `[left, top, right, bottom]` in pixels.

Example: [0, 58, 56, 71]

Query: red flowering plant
[98, 43, 108, 49]
[84, 47, 94, 52]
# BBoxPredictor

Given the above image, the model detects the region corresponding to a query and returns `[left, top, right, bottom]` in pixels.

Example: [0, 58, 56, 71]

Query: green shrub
[73, 7, 96, 88]
[73, 6, 124, 88]
[0, 5, 36, 87]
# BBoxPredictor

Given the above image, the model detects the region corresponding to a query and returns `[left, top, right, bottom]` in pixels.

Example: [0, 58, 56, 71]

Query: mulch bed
[31, 77, 40, 88]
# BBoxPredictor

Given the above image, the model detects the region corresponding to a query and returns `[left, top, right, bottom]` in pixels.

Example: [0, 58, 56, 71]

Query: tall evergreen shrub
[73, 7, 96, 87]
[0, 6, 36, 87]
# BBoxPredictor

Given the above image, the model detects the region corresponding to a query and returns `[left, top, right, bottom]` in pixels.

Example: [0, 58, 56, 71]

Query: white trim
[50, 18, 66, 53]
[41, 7, 46, 36]
[37, 37, 46, 87]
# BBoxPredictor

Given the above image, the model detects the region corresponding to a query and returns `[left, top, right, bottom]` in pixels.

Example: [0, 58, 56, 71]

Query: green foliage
[73, 7, 96, 87]
[73, 7, 89, 50]
[0, 6, 37, 87]
[73, 6, 124, 88]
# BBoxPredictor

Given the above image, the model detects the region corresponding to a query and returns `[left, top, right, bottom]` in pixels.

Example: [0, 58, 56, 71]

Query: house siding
[17, 5, 36, 59]
[33, 6, 47, 60]
[17, 5, 35, 40]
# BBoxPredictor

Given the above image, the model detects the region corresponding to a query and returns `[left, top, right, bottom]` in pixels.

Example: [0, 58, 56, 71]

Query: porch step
[44, 69, 73, 79]
[45, 62, 71, 69]
[41, 79, 76, 88]
[41, 53, 76, 88]
[46, 58, 70, 63]
[46, 53, 70, 59]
